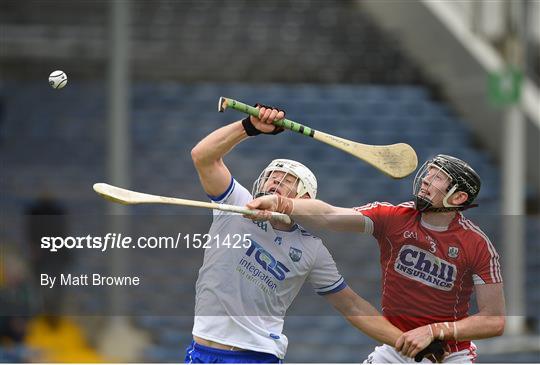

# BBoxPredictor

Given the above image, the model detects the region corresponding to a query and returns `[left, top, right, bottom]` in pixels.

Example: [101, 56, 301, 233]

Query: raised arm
[191, 107, 284, 197]
[247, 195, 367, 232]
[191, 121, 245, 197]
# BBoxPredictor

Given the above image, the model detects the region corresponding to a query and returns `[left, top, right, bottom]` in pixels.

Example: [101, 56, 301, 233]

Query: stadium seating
[1, 0, 537, 361]
[1, 81, 538, 363]
[1, 0, 426, 84]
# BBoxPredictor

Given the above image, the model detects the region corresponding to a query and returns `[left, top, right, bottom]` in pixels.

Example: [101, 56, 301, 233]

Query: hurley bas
[41, 273, 140, 288]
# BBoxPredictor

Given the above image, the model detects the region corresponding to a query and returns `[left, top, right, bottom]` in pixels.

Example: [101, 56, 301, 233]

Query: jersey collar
[420, 216, 449, 232]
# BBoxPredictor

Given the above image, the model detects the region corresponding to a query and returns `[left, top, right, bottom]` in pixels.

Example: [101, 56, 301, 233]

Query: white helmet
[252, 159, 317, 199]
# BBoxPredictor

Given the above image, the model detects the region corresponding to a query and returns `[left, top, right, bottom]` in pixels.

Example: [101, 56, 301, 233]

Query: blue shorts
[185, 341, 282, 363]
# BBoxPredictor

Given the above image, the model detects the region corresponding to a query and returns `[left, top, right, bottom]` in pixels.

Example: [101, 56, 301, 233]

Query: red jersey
[355, 201, 502, 353]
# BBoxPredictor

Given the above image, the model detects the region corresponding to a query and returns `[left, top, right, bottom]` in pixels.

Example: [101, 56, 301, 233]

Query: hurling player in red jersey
[247, 154, 505, 363]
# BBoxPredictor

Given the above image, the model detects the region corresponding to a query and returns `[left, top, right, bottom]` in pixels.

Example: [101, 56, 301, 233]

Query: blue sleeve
[207, 177, 235, 202]
[315, 277, 347, 295]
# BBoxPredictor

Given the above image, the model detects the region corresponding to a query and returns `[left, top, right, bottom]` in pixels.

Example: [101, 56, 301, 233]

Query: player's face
[262, 171, 299, 198]
[418, 166, 451, 207]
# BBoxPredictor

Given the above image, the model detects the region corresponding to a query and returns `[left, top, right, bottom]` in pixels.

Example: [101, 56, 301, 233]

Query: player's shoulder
[396, 201, 417, 210]
[354, 201, 416, 214]
[230, 178, 252, 198]
[456, 213, 486, 237]
[455, 212, 496, 247]
[209, 178, 250, 202]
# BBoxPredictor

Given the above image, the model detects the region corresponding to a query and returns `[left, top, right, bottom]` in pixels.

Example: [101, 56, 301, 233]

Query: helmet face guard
[413, 155, 481, 212]
[252, 159, 317, 199]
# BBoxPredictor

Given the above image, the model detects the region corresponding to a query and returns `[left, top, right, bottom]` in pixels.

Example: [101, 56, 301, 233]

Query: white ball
[49, 70, 68, 89]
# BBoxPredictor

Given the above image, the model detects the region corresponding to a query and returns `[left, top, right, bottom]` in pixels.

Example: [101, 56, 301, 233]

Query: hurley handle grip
[218, 97, 315, 138]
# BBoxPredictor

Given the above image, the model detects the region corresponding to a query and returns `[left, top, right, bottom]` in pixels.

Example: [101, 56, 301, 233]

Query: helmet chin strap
[254, 192, 271, 198]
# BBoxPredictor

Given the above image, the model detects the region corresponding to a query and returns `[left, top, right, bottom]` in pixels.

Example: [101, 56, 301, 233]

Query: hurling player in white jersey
[186, 105, 440, 363]
[249, 148, 506, 363]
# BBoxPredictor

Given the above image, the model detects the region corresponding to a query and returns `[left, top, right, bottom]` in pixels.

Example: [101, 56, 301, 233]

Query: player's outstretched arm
[191, 106, 284, 197]
[247, 195, 367, 232]
[324, 286, 402, 346]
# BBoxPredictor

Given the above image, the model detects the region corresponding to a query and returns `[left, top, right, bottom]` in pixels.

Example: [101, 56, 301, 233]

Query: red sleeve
[353, 202, 396, 239]
[470, 232, 503, 285]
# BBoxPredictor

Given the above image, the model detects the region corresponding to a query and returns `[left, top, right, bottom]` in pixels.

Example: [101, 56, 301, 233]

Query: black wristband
[241, 116, 284, 136]
[241, 103, 286, 136]
[267, 125, 285, 135]
[242, 116, 262, 136]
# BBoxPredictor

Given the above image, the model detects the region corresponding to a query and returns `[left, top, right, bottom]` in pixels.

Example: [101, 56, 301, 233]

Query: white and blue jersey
[192, 178, 346, 359]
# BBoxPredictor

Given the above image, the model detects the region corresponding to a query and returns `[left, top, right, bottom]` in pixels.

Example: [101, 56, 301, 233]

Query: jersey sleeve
[208, 178, 252, 219]
[470, 232, 503, 285]
[307, 243, 347, 295]
[353, 202, 397, 239]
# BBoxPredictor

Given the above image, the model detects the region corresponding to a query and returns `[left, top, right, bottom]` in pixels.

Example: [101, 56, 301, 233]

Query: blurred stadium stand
[1, 82, 538, 362]
[1, 0, 539, 363]
[0, 0, 427, 84]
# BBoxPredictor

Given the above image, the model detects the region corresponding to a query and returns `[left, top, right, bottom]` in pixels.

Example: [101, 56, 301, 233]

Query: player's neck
[421, 210, 456, 229]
